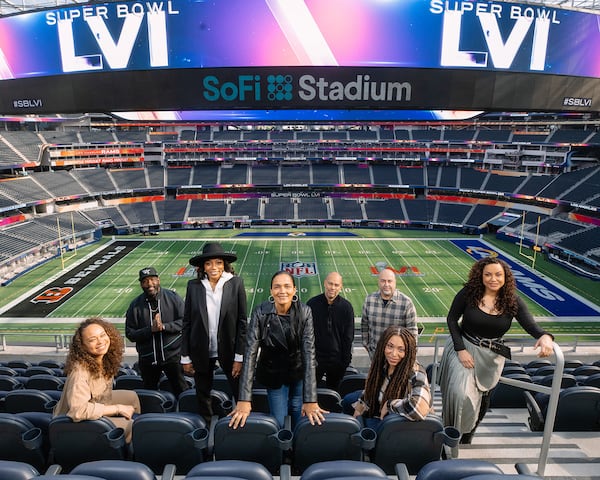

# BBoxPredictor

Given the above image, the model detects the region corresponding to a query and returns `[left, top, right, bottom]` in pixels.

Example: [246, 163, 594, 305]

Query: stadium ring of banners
[0, 0, 599, 114]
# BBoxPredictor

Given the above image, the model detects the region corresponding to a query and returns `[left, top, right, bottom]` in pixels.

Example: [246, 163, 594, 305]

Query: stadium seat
[213, 374, 234, 398]
[0, 366, 20, 377]
[0, 375, 24, 391]
[572, 365, 600, 379]
[564, 360, 585, 369]
[501, 366, 527, 376]
[0, 460, 40, 480]
[185, 460, 273, 480]
[71, 459, 173, 480]
[525, 385, 600, 431]
[337, 374, 367, 398]
[489, 373, 533, 408]
[7, 360, 32, 371]
[462, 476, 542, 480]
[4, 389, 57, 414]
[582, 373, 600, 388]
[536, 373, 577, 389]
[212, 413, 292, 474]
[316, 388, 343, 413]
[0, 413, 49, 472]
[524, 360, 552, 373]
[114, 375, 145, 390]
[33, 476, 106, 480]
[23, 366, 57, 377]
[299, 460, 387, 480]
[177, 389, 233, 418]
[48, 415, 128, 472]
[158, 375, 194, 393]
[395, 459, 504, 480]
[37, 360, 64, 370]
[132, 412, 209, 475]
[531, 365, 555, 378]
[369, 414, 460, 474]
[291, 413, 376, 473]
[135, 389, 176, 413]
[24, 374, 64, 391]
[176, 389, 198, 414]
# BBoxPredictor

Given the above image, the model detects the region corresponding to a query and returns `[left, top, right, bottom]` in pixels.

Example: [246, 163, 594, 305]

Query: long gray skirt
[438, 336, 505, 434]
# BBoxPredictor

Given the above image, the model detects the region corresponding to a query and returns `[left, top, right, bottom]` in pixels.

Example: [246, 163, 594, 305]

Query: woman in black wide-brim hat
[180, 242, 248, 424]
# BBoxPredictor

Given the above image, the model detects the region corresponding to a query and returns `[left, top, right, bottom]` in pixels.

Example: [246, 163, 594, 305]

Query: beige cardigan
[53, 363, 140, 441]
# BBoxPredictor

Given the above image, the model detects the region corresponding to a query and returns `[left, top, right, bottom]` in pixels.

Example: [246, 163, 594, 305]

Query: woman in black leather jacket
[228, 271, 327, 429]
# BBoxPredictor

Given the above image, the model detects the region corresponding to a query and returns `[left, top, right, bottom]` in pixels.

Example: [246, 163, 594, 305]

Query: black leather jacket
[238, 300, 317, 404]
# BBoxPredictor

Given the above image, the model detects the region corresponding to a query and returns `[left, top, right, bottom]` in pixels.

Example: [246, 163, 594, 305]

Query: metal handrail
[430, 335, 564, 478]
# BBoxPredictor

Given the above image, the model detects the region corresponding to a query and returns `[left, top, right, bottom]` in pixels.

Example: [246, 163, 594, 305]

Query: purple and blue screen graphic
[0, 0, 599, 81]
[114, 109, 483, 122]
[451, 239, 600, 317]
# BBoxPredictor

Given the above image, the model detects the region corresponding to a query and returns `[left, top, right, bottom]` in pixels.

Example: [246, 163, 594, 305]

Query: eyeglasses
[384, 343, 406, 354]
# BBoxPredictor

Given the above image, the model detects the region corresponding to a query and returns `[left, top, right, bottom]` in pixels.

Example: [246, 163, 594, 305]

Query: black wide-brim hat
[189, 242, 237, 267]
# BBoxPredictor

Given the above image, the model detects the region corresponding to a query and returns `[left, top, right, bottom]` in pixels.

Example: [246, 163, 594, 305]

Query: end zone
[451, 239, 600, 317]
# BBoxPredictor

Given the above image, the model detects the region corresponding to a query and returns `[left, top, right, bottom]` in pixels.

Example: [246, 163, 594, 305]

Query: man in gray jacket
[125, 267, 188, 397]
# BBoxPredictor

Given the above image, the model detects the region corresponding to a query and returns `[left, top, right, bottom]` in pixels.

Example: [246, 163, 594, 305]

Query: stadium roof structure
[1, 0, 600, 16]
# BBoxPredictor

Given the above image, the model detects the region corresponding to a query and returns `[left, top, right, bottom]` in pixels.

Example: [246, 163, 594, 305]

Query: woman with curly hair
[342, 326, 432, 429]
[53, 317, 140, 442]
[439, 256, 553, 447]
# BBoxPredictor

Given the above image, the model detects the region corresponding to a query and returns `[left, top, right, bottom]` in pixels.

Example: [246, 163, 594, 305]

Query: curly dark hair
[197, 260, 235, 279]
[362, 326, 417, 416]
[464, 257, 518, 316]
[64, 317, 124, 379]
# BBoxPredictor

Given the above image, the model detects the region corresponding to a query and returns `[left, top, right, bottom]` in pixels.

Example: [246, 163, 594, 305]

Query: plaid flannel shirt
[387, 364, 433, 421]
[361, 289, 418, 357]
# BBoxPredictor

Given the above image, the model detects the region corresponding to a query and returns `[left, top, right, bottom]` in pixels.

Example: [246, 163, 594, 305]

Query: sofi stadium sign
[1, 0, 599, 113]
[202, 74, 412, 105]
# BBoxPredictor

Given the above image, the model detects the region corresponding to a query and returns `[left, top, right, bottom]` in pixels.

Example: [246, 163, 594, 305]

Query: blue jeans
[341, 389, 381, 429]
[267, 380, 303, 429]
[341, 389, 363, 415]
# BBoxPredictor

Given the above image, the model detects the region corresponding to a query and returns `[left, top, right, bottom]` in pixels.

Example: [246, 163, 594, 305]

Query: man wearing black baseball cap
[125, 267, 188, 396]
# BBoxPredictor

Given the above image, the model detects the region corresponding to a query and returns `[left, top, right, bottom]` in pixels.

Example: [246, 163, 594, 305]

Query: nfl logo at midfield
[280, 261, 318, 278]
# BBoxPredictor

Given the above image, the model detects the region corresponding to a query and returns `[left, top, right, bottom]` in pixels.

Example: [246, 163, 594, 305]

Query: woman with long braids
[228, 270, 328, 429]
[54, 317, 141, 442]
[342, 325, 432, 428]
[439, 256, 553, 446]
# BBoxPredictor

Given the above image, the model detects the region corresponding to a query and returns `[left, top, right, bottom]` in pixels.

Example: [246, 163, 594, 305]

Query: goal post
[518, 213, 541, 269]
[57, 212, 78, 270]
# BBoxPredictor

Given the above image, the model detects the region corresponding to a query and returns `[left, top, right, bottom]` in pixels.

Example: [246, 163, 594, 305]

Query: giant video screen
[0, 0, 599, 114]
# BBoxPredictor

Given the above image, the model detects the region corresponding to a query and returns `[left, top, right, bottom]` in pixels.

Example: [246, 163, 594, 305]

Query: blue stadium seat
[132, 412, 208, 475]
[71, 459, 173, 480]
[291, 413, 375, 473]
[0, 413, 48, 472]
[0, 460, 40, 480]
[299, 460, 387, 480]
[185, 460, 273, 480]
[212, 413, 291, 475]
[370, 414, 460, 474]
[525, 385, 600, 431]
[49, 415, 128, 472]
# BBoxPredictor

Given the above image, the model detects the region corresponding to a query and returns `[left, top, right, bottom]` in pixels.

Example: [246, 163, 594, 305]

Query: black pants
[316, 363, 346, 392]
[139, 360, 188, 398]
[193, 358, 240, 423]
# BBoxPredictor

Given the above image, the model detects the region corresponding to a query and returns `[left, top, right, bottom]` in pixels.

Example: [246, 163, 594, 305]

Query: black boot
[461, 392, 491, 444]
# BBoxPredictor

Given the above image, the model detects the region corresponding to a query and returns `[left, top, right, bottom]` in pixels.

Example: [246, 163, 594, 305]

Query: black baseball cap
[139, 267, 159, 281]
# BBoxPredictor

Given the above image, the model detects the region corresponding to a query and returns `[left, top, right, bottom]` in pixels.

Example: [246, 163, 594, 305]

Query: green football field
[1, 229, 599, 340]
[47, 236, 499, 319]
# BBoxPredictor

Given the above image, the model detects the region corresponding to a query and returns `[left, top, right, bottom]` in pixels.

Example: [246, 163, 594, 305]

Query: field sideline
[1, 229, 599, 340]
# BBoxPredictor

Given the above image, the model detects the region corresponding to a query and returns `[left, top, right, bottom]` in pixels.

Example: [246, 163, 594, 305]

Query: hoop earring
[292, 294, 299, 303]
[268, 295, 275, 303]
